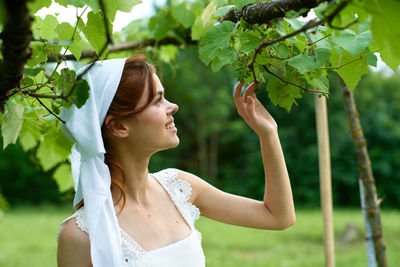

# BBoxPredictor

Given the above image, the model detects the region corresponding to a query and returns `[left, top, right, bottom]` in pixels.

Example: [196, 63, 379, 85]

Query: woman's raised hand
[233, 82, 278, 137]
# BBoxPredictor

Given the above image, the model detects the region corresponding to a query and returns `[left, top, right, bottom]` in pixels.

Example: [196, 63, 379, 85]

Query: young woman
[57, 55, 295, 267]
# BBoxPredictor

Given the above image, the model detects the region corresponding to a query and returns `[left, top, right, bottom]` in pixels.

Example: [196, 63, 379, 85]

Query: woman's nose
[168, 101, 179, 115]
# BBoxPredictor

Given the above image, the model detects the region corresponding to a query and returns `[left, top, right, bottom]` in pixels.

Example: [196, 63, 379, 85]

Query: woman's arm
[57, 218, 92, 267]
[179, 82, 295, 230]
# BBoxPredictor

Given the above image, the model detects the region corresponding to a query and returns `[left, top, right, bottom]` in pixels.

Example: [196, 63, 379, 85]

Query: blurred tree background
[0, 47, 399, 209]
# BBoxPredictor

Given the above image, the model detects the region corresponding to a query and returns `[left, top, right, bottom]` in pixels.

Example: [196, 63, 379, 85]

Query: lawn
[0, 206, 399, 267]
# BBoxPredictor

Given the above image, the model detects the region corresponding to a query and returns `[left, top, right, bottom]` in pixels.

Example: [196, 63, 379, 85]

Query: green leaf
[191, 0, 217, 40]
[311, 75, 329, 93]
[69, 41, 83, 61]
[379, 45, 400, 72]
[53, 164, 74, 192]
[19, 131, 38, 152]
[56, 22, 76, 40]
[371, 0, 400, 60]
[21, 77, 35, 87]
[286, 48, 331, 74]
[1, 101, 25, 149]
[59, 0, 99, 9]
[235, 0, 253, 9]
[57, 68, 76, 92]
[239, 31, 261, 53]
[266, 72, 302, 112]
[211, 46, 238, 72]
[172, 3, 195, 28]
[41, 15, 59, 40]
[71, 79, 90, 108]
[214, 5, 235, 17]
[199, 21, 235, 65]
[332, 29, 373, 55]
[103, 0, 142, 22]
[82, 11, 110, 54]
[149, 13, 170, 41]
[367, 53, 378, 67]
[36, 137, 65, 171]
[331, 50, 368, 91]
[160, 45, 179, 63]
[23, 66, 43, 76]
[28, 0, 52, 14]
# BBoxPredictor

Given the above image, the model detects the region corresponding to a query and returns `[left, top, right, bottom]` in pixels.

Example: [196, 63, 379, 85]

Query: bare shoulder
[57, 217, 92, 267]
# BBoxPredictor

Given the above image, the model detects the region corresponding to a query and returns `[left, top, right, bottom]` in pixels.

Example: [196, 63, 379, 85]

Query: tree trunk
[340, 78, 387, 267]
[0, 0, 32, 111]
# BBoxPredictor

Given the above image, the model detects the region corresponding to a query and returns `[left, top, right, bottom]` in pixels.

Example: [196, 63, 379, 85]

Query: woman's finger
[233, 81, 244, 99]
[246, 96, 256, 121]
[243, 82, 258, 102]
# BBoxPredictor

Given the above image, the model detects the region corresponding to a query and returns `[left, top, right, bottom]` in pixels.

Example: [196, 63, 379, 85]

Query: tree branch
[223, 0, 329, 24]
[47, 35, 195, 62]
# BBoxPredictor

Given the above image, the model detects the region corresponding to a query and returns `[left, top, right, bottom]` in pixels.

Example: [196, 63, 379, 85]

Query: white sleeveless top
[57, 168, 206, 267]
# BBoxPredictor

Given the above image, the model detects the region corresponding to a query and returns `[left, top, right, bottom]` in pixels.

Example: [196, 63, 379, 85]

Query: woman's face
[123, 73, 179, 153]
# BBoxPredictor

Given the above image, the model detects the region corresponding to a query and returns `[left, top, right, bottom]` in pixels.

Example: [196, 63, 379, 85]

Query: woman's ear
[104, 115, 129, 138]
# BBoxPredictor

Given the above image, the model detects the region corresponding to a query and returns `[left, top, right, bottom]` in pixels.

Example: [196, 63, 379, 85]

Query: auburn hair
[75, 55, 156, 213]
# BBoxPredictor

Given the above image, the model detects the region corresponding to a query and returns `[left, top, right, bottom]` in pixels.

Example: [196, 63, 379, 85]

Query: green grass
[0, 206, 399, 267]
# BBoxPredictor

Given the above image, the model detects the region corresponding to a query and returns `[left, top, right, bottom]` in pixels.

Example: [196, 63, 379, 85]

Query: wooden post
[314, 94, 335, 267]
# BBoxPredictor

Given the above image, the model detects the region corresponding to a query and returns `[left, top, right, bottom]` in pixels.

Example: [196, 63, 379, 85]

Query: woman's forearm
[259, 130, 295, 227]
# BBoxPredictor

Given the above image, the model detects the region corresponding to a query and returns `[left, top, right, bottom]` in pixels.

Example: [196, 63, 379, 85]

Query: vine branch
[262, 65, 328, 94]
[247, 0, 352, 85]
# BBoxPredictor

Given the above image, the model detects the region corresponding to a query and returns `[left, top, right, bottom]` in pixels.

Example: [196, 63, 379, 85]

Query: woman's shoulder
[57, 214, 92, 267]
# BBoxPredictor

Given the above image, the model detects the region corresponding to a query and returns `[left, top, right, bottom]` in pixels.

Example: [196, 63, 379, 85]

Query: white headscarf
[61, 58, 127, 267]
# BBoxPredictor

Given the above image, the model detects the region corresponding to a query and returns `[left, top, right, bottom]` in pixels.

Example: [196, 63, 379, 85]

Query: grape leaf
[172, 2, 195, 28]
[28, 0, 52, 14]
[36, 137, 65, 171]
[53, 164, 74, 192]
[214, 5, 235, 17]
[19, 131, 38, 152]
[103, 0, 142, 22]
[71, 79, 90, 108]
[371, 0, 400, 60]
[332, 29, 373, 55]
[311, 75, 329, 93]
[160, 45, 179, 63]
[191, 0, 217, 40]
[149, 13, 170, 41]
[331, 50, 368, 91]
[1, 101, 25, 149]
[239, 31, 261, 53]
[199, 21, 235, 65]
[41, 15, 59, 40]
[286, 48, 331, 74]
[82, 11, 110, 54]
[266, 72, 302, 112]
[211, 46, 238, 72]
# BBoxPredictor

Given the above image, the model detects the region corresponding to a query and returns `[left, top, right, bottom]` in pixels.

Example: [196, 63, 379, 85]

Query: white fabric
[57, 168, 206, 267]
[61, 58, 127, 267]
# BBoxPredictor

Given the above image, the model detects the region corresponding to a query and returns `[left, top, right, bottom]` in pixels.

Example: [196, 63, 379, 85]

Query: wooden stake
[314, 94, 335, 267]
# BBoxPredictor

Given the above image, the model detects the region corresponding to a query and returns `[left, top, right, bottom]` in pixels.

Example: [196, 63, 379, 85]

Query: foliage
[0, 0, 400, 199]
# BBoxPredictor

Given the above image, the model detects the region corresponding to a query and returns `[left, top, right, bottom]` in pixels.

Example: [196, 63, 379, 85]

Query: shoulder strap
[152, 169, 201, 225]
